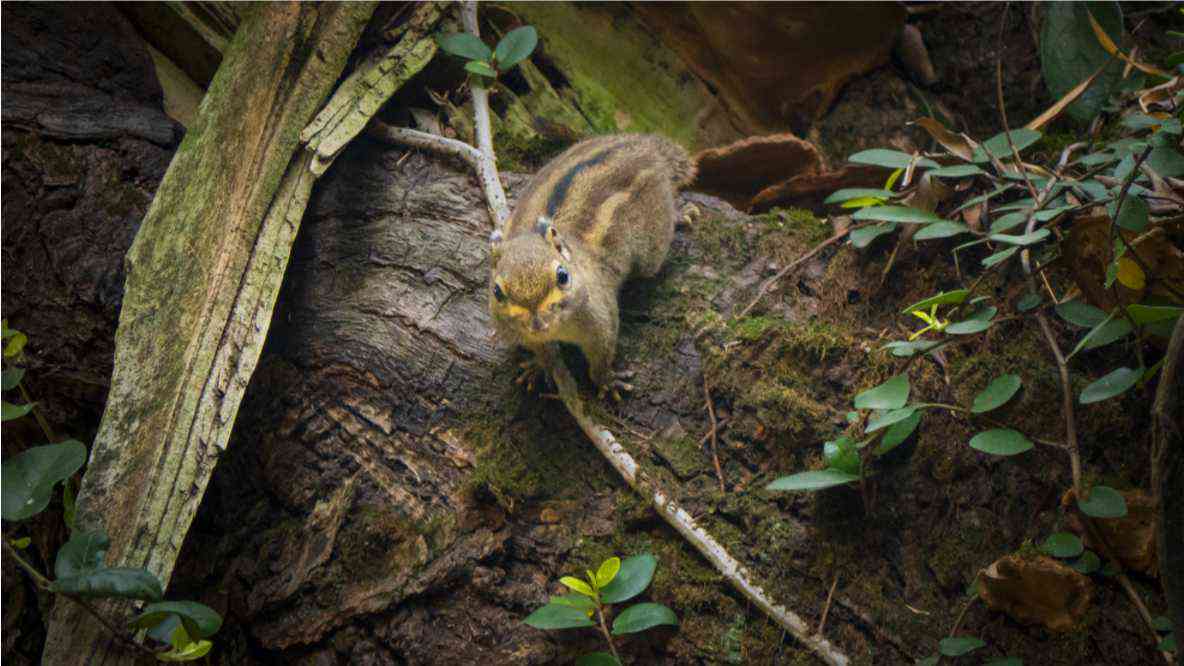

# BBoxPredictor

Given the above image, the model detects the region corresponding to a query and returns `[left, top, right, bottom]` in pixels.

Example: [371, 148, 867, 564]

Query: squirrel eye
[556, 265, 570, 288]
[493, 283, 506, 302]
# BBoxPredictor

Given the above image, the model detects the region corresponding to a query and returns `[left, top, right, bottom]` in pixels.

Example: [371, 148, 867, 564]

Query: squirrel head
[489, 217, 586, 342]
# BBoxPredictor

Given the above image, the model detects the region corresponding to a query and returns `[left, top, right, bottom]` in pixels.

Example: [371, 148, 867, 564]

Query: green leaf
[848, 149, 938, 169]
[611, 602, 678, 635]
[969, 429, 1033, 456]
[823, 436, 860, 475]
[3, 331, 28, 358]
[600, 554, 657, 604]
[876, 411, 921, 455]
[883, 339, 942, 357]
[55, 529, 109, 579]
[576, 653, 621, 666]
[1078, 485, 1127, 518]
[132, 601, 223, 639]
[595, 557, 621, 588]
[1069, 315, 1132, 357]
[902, 289, 969, 314]
[493, 25, 538, 70]
[938, 636, 986, 656]
[1148, 145, 1184, 178]
[1107, 195, 1149, 232]
[11, 537, 31, 549]
[946, 316, 994, 335]
[866, 407, 917, 434]
[767, 469, 859, 492]
[971, 375, 1022, 413]
[1079, 366, 1141, 403]
[156, 639, 213, 662]
[990, 212, 1028, 233]
[560, 576, 595, 598]
[984, 658, 1024, 666]
[1071, 550, 1101, 574]
[1, 440, 87, 521]
[464, 60, 498, 77]
[854, 375, 909, 410]
[852, 205, 945, 224]
[988, 229, 1050, 246]
[1041, 532, 1084, 558]
[1, 400, 34, 422]
[52, 567, 163, 601]
[436, 32, 492, 61]
[1017, 293, 1042, 312]
[954, 184, 1016, 213]
[824, 188, 895, 204]
[550, 593, 597, 610]
[523, 603, 596, 629]
[1152, 615, 1173, 632]
[850, 222, 897, 248]
[1159, 633, 1177, 652]
[1057, 300, 1107, 328]
[972, 129, 1042, 163]
[915, 222, 970, 240]
[928, 164, 985, 178]
[1040, 2, 1125, 122]
[1127, 304, 1183, 325]
[981, 246, 1018, 268]
[1, 367, 24, 391]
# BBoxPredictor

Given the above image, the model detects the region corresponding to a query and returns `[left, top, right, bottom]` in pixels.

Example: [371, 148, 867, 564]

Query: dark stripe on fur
[545, 147, 615, 218]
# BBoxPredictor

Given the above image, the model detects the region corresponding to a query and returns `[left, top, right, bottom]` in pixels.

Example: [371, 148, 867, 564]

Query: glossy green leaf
[939, 636, 986, 656]
[10, 537, 31, 549]
[850, 222, 897, 248]
[902, 290, 969, 314]
[132, 601, 223, 639]
[52, 567, 163, 601]
[1069, 316, 1132, 357]
[1, 400, 34, 422]
[946, 317, 993, 335]
[600, 554, 657, 604]
[990, 212, 1028, 233]
[1, 440, 87, 521]
[1040, 532, 1084, 558]
[969, 429, 1033, 456]
[1057, 300, 1107, 328]
[1017, 293, 1042, 312]
[551, 593, 597, 610]
[611, 602, 678, 635]
[971, 375, 1022, 413]
[157, 638, 212, 662]
[988, 229, 1050, 246]
[493, 26, 537, 70]
[1079, 366, 1141, 403]
[915, 222, 970, 240]
[576, 653, 621, 666]
[595, 557, 621, 588]
[1, 367, 24, 391]
[464, 60, 498, 77]
[824, 188, 895, 204]
[876, 411, 921, 455]
[1078, 485, 1127, 518]
[55, 529, 109, 579]
[560, 576, 595, 597]
[436, 32, 492, 61]
[848, 149, 938, 169]
[852, 205, 945, 224]
[854, 375, 909, 410]
[928, 164, 985, 178]
[823, 436, 860, 475]
[1107, 195, 1149, 232]
[1040, 2, 1125, 122]
[523, 603, 596, 629]
[866, 407, 917, 434]
[1071, 550, 1101, 575]
[3, 331, 28, 358]
[1148, 145, 1184, 178]
[883, 339, 942, 357]
[766, 469, 859, 492]
[981, 246, 1018, 267]
[1126, 304, 1182, 325]
[972, 129, 1042, 163]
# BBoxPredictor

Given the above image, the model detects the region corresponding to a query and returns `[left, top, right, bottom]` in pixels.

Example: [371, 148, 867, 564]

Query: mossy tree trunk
[40, 3, 376, 663]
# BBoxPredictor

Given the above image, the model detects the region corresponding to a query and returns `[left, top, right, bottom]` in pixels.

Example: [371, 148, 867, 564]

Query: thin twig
[596, 603, 623, 664]
[703, 377, 726, 493]
[18, 383, 58, 443]
[816, 573, 839, 636]
[994, 27, 1038, 201]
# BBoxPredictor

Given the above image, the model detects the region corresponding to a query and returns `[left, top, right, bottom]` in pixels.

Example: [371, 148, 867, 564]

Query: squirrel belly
[488, 134, 694, 390]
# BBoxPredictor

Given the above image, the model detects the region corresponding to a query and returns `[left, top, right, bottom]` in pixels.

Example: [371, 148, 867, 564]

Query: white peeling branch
[460, 0, 510, 229]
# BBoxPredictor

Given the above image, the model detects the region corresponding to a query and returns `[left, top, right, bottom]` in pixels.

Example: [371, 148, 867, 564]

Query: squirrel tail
[647, 135, 697, 189]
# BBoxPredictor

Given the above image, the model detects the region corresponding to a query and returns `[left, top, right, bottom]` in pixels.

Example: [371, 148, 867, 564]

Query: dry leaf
[1087, 11, 1172, 78]
[1026, 64, 1106, 131]
[1138, 76, 1182, 114]
[978, 554, 1092, 632]
[911, 117, 974, 161]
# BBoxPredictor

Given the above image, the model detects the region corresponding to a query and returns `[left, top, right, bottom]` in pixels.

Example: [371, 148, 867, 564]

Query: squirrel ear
[489, 229, 503, 262]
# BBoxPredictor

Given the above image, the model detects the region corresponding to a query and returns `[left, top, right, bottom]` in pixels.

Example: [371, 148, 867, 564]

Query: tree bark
[41, 3, 376, 663]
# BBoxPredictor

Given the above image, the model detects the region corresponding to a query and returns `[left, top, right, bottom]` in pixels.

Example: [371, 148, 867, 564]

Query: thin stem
[596, 602, 622, 664]
[18, 382, 57, 443]
[703, 377, 726, 493]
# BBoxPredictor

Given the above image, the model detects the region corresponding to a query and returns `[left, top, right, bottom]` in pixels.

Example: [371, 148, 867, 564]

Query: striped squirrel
[489, 134, 696, 396]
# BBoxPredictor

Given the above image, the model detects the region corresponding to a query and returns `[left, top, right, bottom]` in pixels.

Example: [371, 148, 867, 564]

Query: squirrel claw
[515, 359, 548, 393]
[597, 373, 636, 402]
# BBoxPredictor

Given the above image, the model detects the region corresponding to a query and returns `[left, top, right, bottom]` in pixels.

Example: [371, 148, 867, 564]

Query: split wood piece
[41, 4, 381, 663]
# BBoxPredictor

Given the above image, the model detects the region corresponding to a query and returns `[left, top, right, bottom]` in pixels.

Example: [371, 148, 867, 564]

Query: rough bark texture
[39, 3, 376, 664]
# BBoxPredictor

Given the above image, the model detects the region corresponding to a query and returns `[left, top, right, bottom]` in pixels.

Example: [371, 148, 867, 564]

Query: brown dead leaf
[1063, 488, 1159, 575]
[1087, 11, 1172, 78]
[978, 554, 1092, 632]
[691, 134, 822, 210]
[961, 201, 985, 231]
[1063, 214, 1184, 311]
[911, 117, 974, 161]
[1138, 76, 1183, 114]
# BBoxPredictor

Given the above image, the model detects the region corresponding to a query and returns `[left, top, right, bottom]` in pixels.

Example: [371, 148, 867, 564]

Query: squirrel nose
[531, 315, 547, 332]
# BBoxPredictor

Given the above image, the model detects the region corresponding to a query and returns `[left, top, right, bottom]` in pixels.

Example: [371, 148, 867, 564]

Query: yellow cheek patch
[538, 288, 566, 313]
[503, 303, 532, 321]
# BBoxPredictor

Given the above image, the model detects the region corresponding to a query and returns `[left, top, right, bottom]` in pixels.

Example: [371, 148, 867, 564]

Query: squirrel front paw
[596, 368, 636, 402]
[515, 356, 550, 394]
